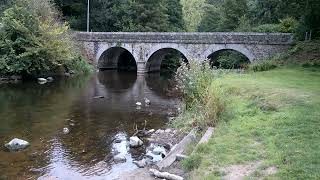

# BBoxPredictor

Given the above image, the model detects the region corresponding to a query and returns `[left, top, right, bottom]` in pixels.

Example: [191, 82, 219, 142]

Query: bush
[173, 60, 226, 130]
[249, 60, 277, 72]
[279, 17, 299, 33]
[182, 153, 202, 171]
[0, 0, 92, 77]
[252, 24, 281, 33]
[210, 50, 250, 69]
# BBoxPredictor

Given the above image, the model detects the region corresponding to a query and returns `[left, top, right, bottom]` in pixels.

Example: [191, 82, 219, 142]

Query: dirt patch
[221, 161, 262, 180]
[262, 166, 278, 176]
[118, 168, 154, 180]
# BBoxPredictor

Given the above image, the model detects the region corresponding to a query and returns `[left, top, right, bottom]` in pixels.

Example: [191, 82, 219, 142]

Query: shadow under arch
[98, 47, 137, 72]
[207, 49, 251, 69]
[146, 48, 188, 73]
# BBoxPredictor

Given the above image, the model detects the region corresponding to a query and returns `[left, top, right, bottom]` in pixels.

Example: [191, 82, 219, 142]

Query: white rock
[156, 129, 165, 134]
[37, 78, 47, 84]
[133, 159, 147, 168]
[144, 98, 151, 105]
[152, 146, 166, 156]
[146, 129, 155, 135]
[46, 77, 54, 82]
[136, 102, 142, 106]
[5, 138, 30, 151]
[165, 129, 171, 133]
[129, 136, 143, 148]
[63, 127, 70, 134]
[114, 154, 126, 163]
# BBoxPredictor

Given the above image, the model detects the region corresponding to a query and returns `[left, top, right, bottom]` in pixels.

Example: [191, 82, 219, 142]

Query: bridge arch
[145, 44, 190, 73]
[97, 46, 137, 72]
[202, 44, 256, 62]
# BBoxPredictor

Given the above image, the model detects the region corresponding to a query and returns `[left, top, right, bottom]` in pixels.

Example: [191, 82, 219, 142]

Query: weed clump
[172, 60, 226, 130]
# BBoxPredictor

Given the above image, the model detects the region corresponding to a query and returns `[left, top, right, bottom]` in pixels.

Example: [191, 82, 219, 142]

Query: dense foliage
[54, 0, 185, 32]
[199, 0, 320, 39]
[0, 0, 92, 77]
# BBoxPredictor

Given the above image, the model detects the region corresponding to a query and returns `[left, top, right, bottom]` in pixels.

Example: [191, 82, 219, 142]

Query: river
[0, 71, 179, 179]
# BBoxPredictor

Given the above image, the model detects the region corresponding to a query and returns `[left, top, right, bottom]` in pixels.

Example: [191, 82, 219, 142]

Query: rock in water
[146, 129, 155, 135]
[152, 146, 166, 156]
[133, 159, 147, 168]
[5, 138, 30, 151]
[114, 154, 127, 163]
[129, 136, 143, 148]
[46, 77, 54, 82]
[144, 98, 151, 105]
[136, 102, 142, 106]
[37, 78, 47, 84]
[93, 96, 104, 99]
[63, 127, 70, 134]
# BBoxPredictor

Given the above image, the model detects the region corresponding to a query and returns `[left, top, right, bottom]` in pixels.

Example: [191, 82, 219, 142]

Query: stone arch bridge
[76, 32, 293, 74]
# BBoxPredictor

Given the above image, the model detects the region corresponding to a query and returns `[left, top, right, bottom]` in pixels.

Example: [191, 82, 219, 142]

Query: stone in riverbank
[5, 138, 30, 151]
[114, 154, 127, 163]
[129, 136, 143, 148]
[63, 127, 70, 134]
[133, 159, 148, 168]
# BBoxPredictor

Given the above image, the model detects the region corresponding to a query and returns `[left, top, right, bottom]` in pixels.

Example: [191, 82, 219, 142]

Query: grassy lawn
[185, 67, 320, 179]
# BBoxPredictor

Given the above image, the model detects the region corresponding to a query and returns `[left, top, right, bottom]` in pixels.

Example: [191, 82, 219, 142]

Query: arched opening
[207, 49, 250, 69]
[98, 47, 137, 72]
[146, 48, 188, 77]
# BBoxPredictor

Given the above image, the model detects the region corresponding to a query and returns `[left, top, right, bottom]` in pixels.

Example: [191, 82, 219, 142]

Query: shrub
[252, 24, 281, 33]
[279, 17, 299, 33]
[0, 0, 92, 77]
[173, 60, 226, 129]
[182, 153, 202, 171]
[249, 60, 277, 72]
[210, 50, 250, 69]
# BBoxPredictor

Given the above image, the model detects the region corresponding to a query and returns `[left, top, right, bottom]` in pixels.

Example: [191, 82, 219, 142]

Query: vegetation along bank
[170, 41, 320, 179]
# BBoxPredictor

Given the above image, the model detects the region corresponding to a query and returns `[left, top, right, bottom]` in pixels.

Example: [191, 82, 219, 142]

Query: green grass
[184, 67, 320, 179]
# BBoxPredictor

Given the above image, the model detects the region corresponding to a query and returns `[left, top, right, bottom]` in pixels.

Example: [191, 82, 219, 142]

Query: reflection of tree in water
[57, 73, 173, 171]
[0, 75, 92, 178]
[145, 73, 177, 98]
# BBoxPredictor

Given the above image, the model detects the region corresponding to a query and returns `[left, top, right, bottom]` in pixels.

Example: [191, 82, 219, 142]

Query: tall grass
[172, 60, 226, 131]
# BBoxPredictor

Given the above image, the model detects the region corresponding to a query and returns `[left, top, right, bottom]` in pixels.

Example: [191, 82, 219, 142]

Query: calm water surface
[0, 71, 179, 179]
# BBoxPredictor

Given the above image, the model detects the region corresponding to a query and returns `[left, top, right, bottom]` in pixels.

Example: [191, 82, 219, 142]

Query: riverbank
[183, 67, 320, 179]
[171, 41, 320, 179]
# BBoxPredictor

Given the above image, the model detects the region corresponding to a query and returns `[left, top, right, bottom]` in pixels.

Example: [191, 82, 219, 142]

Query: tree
[165, 0, 185, 31]
[220, 0, 248, 31]
[127, 0, 169, 32]
[0, 0, 91, 77]
[198, 4, 222, 32]
[54, 0, 87, 30]
[198, 0, 247, 32]
[181, 0, 206, 32]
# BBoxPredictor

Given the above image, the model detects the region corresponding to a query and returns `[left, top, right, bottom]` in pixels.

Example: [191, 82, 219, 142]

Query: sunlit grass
[181, 67, 320, 179]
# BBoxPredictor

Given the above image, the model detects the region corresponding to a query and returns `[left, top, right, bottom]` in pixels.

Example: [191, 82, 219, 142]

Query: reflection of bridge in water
[90, 71, 178, 114]
[38, 72, 179, 179]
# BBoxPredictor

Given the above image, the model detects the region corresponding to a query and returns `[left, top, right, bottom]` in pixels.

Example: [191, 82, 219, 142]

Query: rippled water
[0, 71, 179, 179]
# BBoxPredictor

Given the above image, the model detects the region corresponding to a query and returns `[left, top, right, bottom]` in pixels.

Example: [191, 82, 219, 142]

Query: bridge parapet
[75, 32, 293, 45]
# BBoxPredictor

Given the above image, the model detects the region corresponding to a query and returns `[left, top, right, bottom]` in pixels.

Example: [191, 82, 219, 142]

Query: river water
[0, 71, 179, 179]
